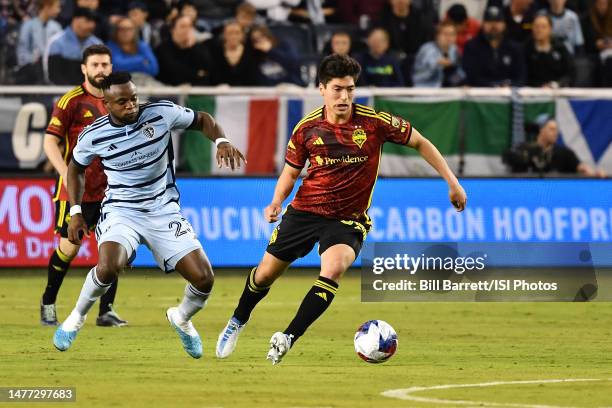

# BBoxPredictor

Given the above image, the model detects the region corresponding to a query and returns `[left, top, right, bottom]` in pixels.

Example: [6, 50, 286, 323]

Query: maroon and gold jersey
[46, 84, 107, 203]
[285, 103, 412, 226]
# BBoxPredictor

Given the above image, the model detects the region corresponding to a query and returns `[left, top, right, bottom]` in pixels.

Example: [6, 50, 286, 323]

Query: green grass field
[1, 269, 612, 408]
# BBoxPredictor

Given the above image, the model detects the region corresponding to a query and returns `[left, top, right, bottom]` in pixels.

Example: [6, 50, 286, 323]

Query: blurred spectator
[504, 0, 537, 44]
[581, 0, 612, 86]
[548, 0, 584, 54]
[439, 0, 487, 21]
[335, 0, 386, 28]
[356, 27, 405, 86]
[0, 0, 36, 24]
[250, 24, 301, 85]
[127, 1, 152, 45]
[107, 17, 159, 77]
[236, 2, 261, 32]
[289, 0, 337, 24]
[155, 14, 212, 85]
[75, 0, 114, 42]
[209, 20, 258, 85]
[327, 30, 352, 55]
[16, 0, 62, 84]
[247, 0, 300, 23]
[525, 13, 572, 87]
[191, 0, 242, 23]
[45, 7, 102, 85]
[379, 0, 434, 59]
[445, 3, 480, 53]
[177, 1, 214, 42]
[463, 5, 526, 86]
[503, 114, 606, 177]
[412, 21, 465, 87]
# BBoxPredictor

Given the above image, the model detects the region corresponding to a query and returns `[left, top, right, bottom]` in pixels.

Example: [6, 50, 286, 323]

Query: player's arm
[408, 128, 467, 211]
[190, 111, 246, 170]
[265, 164, 301, 223]
[66, 158, 88, 244]
[43, 133, 69, 187]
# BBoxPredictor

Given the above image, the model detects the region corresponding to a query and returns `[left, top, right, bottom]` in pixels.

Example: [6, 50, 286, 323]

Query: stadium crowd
[1, 0, 610, 87]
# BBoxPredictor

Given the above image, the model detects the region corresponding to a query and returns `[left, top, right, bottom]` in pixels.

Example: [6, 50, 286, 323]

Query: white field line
[382, 378, 611, 408]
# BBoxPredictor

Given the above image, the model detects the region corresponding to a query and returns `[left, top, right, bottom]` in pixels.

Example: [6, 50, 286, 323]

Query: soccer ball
[354, 320, 398, 363]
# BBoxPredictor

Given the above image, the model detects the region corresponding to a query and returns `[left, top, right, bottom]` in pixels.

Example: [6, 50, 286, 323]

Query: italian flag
[182, 96, 280, 175]
[374, 96, 555, 176]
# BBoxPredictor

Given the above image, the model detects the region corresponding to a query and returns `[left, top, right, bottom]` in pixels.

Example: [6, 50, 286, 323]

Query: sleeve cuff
[285, 159, 304, 169]
[187, 110, 198, 130]
[46, 130, 63, 138]
[403, 124, 413, 145]
[72, 158, 88, 169]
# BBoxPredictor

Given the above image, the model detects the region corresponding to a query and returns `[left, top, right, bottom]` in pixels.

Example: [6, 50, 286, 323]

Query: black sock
[42, 248, 73, 305]
[284, 276, 338, 345]
[99, 278, 118, 316]
[233, 267, 270, 324]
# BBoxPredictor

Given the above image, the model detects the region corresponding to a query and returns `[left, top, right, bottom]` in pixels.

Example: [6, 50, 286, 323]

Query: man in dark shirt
[504, 0, 537, 44]
[462, 5, 526, 86]
[154, 15, 212, 86]
[356, 27, 405, 87]
[504, 114, 606, 176]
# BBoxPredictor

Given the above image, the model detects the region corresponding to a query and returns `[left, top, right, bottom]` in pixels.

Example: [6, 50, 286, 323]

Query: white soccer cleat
[216, 317, 246, 359]
[266, 332, 292, 365]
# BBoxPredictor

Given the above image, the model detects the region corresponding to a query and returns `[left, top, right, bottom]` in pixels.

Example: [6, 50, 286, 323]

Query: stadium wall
[1, 177, 611, 268]
[1, 87, 611, 175]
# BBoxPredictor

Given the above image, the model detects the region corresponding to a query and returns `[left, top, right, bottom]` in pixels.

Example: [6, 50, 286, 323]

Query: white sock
[178, 284, 210, 321]
[74, 267, 112, 317]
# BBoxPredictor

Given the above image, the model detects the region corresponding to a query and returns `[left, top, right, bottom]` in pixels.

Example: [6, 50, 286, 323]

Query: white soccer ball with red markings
[354, 320, 398, 364]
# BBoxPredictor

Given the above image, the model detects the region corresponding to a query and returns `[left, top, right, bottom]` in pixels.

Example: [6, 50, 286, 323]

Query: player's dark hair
[100, 71, 132, 91]
[81, 44, 112, 65]
[317, 54, 361, 86]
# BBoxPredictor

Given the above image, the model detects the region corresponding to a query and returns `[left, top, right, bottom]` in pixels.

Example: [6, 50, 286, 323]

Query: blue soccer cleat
[166, 307, 202, 359]
[53, 312, 86, 352]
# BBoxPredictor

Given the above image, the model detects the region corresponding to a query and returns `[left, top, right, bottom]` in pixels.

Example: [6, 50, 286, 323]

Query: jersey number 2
[169, 220, 188, 238]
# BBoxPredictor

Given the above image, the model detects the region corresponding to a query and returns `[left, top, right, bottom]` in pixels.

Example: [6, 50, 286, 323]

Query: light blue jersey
[73, 100, 197, 211]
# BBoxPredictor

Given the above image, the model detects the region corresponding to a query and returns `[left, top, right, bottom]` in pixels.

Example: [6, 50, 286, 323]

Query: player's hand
[449, 183, 467, 212]
[264, 202, 282, 223]
[67, 214, 89, 245]
[216, 142, 246, 170]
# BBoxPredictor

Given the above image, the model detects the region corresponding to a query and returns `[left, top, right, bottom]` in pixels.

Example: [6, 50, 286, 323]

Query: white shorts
[95, 202, 203, 272]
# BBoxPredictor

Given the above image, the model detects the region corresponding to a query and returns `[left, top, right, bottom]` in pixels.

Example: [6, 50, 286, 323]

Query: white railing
[1, 85, 612, 98]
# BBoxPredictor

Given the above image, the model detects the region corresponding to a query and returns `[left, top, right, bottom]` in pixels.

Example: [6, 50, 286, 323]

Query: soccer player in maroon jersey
[40, 44, 127, 327]
[216, 54, 467, 364]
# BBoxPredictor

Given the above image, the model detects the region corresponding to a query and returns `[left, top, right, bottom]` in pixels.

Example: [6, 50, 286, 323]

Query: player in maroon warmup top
[216, 54, 467, 364]
[40, 45, 127, 328]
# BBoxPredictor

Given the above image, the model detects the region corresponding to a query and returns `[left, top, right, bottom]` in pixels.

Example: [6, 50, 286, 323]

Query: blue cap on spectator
[483, 5, 505, 22]
[535, 113, 554, 130]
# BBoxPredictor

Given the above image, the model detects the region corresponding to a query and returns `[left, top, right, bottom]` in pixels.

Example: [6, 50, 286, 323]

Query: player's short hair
[317, 54, 361, 86]
[100, 71, 132, 91]
[81, 44, 112, 65]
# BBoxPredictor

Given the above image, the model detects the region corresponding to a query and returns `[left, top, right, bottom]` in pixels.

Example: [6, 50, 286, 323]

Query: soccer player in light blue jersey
[53, 71, 246, 358]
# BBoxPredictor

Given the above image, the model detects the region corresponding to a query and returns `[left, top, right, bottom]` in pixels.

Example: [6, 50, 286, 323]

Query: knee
[59, 239, 80, 259]
[320, 258, 351, 281]
[192, 265, 214, 293]
[96, 260, 122, 284]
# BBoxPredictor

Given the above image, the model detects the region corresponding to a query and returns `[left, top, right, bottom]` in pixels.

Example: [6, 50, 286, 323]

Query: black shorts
[266, 205, 368, 263]
[54, 201, 101, 238]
